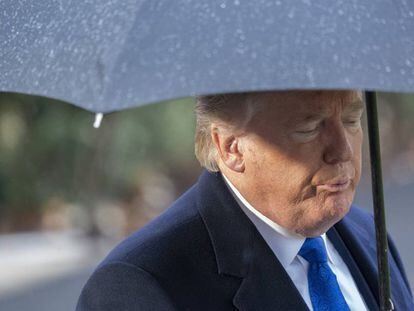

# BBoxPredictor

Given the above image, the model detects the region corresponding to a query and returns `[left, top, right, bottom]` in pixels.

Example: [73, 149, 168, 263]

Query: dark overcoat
[77, 170, 414, 310]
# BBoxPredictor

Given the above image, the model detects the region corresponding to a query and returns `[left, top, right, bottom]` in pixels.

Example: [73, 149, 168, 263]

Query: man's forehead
[262, 90, 364, 117]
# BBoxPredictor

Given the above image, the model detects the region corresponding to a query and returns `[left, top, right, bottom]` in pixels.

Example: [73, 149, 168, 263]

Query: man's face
[240, 90, 364, 237]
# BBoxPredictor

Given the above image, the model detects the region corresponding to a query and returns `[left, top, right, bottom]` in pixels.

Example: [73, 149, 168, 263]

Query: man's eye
[343, 119, 361, 127]
[297, 127, 318, 134]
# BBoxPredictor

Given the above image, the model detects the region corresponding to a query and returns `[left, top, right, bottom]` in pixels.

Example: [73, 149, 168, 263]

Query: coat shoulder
[78, 179, 234, 310]
[347, 204, 373, 220]
[345, 204, 413, 298]
[76, 262, 177, 311]
[100, 183, 213, 271]
[345, 204, 374, 230]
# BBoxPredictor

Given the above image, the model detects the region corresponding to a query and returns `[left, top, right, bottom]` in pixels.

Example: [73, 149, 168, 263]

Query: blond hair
[194, 92, 266, 172]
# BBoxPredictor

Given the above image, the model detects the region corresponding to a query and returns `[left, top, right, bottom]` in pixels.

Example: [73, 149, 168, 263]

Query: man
[77, 90, 413, 310]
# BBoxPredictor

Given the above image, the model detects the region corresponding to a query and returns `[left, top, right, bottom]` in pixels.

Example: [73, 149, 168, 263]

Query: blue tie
[298, 237, 350, 311]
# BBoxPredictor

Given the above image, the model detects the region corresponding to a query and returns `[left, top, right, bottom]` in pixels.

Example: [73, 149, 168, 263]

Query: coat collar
[196, 170, 309, 310]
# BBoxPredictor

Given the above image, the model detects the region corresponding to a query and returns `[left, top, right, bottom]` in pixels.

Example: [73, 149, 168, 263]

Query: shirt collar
[320, 233, 335, 264]
[221, 172, 335, 267]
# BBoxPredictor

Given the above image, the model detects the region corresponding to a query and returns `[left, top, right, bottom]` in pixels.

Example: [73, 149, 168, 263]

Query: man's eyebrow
[344, 100, 364, 113]
[296, 106, 332, 121]
[290, 99, 364, 123]
[290, 112, 328, 124]
[300, 113, 327, 122]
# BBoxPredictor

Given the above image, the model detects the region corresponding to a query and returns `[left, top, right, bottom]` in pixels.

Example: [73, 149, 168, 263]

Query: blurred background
[0, 92, 413, 310]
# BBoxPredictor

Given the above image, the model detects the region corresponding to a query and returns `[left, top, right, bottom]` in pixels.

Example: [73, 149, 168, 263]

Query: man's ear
[211, 125, 245, 173]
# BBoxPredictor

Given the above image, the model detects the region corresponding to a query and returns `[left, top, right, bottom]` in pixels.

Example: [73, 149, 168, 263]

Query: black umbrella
[2, 1, 414, 309]
[1, 0, 413, 113]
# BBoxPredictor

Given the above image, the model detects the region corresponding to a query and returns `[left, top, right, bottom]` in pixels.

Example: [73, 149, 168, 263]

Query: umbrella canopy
[1, 0, 414, 113]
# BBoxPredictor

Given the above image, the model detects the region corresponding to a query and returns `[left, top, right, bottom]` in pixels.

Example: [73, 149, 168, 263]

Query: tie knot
[298, 237, 327, 263]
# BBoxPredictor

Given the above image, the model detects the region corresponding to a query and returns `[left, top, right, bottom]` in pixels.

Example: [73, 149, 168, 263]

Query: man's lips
[316, 179, 351, 192]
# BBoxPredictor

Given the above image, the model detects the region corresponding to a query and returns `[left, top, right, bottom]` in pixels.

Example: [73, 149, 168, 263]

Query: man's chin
[297, 201, 351, 237]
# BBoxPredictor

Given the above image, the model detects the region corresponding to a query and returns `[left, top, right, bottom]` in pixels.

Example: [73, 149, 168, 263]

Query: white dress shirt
[221, 173, 367, 311]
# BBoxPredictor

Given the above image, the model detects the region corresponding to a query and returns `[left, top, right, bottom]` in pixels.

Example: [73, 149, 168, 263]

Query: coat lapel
[327, 225, 379, 310]
[334, 209, 414, 311]
[196, 170, 309, 311]
[232, 235, 309, 311]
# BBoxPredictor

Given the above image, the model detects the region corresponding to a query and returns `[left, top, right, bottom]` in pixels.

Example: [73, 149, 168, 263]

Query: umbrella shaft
[365, 91, 392, 311]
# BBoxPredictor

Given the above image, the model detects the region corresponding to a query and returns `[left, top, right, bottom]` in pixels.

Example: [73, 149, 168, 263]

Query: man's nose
[323, 121, 353, 165]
